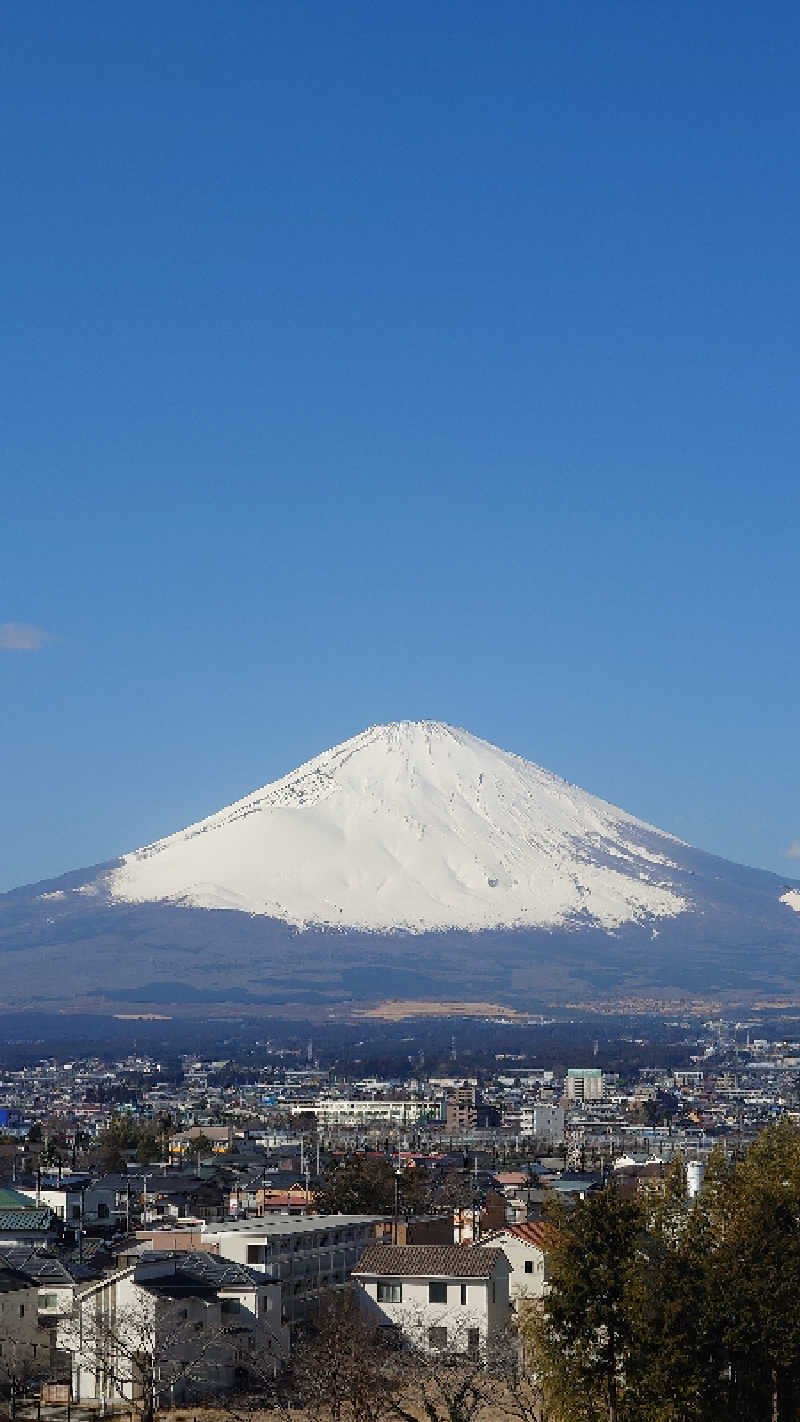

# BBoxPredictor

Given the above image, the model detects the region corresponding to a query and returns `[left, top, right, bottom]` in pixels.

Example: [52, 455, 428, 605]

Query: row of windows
[377, 1282, 471, 1306]
[429, 1326, 481, 1356]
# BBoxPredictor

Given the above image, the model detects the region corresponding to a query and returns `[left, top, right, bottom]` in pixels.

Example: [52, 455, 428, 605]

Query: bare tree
[289, 1289, 400, 1422]
[61, 1285, 285, 1422]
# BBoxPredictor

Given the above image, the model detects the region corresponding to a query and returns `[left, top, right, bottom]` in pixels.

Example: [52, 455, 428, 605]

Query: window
[428, 1282, 447, 1304]
[71, 1204, 81, 1220]
[467, 1328, 480, 1359]
[247, 1245, 261, 1264]
[221, 1299, 241, 1315]
[460, 1284, 467, 1305]
[98, 1203, 109, 1219]
[19, 1304, 25, 1318]
[491, 1282, 496, 1303]
[524, 1260, 533, 1274]
[377, 1281, 402, 1303]
[40, 1294, 58, 1311]
[428, 1327, 447, 1351]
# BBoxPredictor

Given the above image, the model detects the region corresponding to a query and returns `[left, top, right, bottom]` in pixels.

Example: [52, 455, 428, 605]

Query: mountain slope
[108, 721, 688, 933]
[1, 721, 799, 1011]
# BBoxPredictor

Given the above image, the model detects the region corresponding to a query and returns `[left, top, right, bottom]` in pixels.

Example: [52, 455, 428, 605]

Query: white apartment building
[203, 1214, 391, 1326]
[289, 1098, 427, 1126]
[61, 1253, 286, 1406]
[518, 1103, 565, 1145]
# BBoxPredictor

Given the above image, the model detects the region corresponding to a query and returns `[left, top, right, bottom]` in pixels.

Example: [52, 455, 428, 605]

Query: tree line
[527, 1117, 800, 1422]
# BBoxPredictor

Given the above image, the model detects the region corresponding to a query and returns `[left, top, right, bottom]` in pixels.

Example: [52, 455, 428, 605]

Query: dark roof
[0, 1249, 74, 1285]
[134, 1251, 264, 1295]
[353, 1245, 508, 1279]
[0, 1265, 36, 1295]
[0, 1209, 53, 1233]
[98, 1173, 206, 1192]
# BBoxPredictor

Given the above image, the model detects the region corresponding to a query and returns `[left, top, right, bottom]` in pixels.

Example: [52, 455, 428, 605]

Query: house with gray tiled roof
[0, 1188, 58, 1246]
[352, 1244, 510, 1358]
[61, 1252, 288, 1407]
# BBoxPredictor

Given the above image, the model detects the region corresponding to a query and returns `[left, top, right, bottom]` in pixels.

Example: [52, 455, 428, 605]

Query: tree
[706, 1118, 800, 1421]
[624, 1160, 725, 1422]
[190, 1132, 214, 1163]
[524, 1186, 643, 1422]
[290, 1289, 400, 1422]
[314, 1155, 430, 1218]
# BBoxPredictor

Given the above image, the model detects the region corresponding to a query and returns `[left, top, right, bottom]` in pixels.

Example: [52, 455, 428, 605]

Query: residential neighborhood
[0, 1014, 797, 1411]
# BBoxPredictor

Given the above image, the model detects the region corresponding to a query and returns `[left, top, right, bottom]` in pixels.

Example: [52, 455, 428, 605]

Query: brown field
[354, 999, 525, 1021]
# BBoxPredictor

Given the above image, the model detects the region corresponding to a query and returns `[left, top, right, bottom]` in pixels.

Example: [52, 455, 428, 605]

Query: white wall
[357, 1265, 509, 1356]
[484, 1231, 551, 1302]
[0, 1282, 50, 1376]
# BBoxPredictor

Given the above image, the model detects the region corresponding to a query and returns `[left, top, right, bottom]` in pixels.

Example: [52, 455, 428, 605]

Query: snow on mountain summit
[107, 720, 689, 933]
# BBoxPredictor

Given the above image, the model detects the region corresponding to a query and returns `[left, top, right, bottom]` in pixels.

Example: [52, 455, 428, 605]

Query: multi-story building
[289, 1099, 427, 1127]
[203, 1214, 392, 1326]
[61, 1253, 286, 1406]
[565, 1069, 603, 1102]
[353, 1244, 510, 1358]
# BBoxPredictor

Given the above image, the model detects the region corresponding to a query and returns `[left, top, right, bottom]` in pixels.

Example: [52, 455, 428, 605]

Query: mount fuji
[1, 721, 799, 1011]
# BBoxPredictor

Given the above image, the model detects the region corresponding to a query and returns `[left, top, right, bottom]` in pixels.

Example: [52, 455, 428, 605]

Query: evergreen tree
[529, 1185, 643, 1421]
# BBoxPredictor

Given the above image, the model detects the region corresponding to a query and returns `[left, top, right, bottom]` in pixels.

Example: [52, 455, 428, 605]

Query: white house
[352, 1244, 510, 1358]
[60, 1252, 287, 1407]
[478, 1222, 557, 1304]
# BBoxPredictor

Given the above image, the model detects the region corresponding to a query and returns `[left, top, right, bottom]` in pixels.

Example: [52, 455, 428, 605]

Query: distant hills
[1, 721, 799, 1013]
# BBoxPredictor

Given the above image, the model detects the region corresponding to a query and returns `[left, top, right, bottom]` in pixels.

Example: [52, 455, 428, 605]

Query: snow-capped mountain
[108, 721, 688, 933]
[2, 721, 799, 1012]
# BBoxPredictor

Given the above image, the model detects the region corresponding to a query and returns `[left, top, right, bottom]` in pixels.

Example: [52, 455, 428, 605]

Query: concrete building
[0, 1264, 57, 1384]
[289, 1099, 427, 1126]
[518, 1104, 565, 1145]
[203, 1214, 392, 1326]
[565, 1069, 604, 1102]
[446, 1084, 478, 1131]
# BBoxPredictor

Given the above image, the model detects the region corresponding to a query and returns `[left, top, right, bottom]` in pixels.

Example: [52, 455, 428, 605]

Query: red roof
[482, 1221, 559, 1252]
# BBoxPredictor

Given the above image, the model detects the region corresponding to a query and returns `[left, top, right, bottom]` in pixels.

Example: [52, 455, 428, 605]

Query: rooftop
[353, 1244, 508, 1279]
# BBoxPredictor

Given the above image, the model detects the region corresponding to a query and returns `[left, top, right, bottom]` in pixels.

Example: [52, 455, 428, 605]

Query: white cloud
[785, 841, 800, 861]
[0, 622, 48, 651]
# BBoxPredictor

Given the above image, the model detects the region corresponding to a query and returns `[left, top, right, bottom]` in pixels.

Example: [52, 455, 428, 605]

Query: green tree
[625, 1160, 724, 1422]
[708, 1118, 800, 1421]
[527, 1186, 643, 1422]
[314, 1155, 429, 1217]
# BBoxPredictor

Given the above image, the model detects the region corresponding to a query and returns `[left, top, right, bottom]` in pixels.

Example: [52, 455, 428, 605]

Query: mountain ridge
[1, 721, 799, 1011]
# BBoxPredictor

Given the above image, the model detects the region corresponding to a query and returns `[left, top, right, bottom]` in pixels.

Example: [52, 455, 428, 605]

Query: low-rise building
[204, 1214, 392, 1326]
[479, 1222, 557, 1303]
[61, 1253, 286, 1407]
[353, 1244, 510, 1358]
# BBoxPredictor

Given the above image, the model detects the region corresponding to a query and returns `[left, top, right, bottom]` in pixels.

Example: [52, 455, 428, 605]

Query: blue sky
[2, 1, 799, 891]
